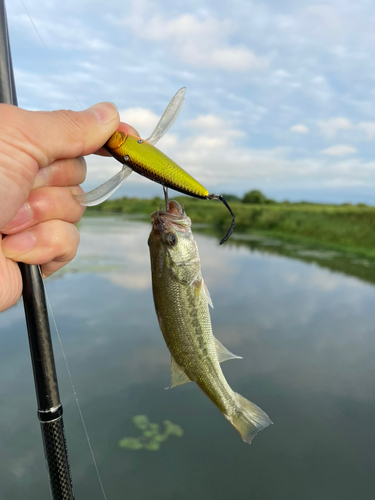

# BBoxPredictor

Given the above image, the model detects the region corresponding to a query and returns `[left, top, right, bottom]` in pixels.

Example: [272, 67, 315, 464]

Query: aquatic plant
[119, 415, 183, 451]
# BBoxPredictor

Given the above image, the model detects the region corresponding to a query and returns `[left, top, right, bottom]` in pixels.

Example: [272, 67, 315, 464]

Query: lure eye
[164, 233, 177, 246]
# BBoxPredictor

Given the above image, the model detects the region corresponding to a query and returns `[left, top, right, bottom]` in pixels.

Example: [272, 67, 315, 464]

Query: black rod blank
[20, 266, 74, 500]
[0, 2, 75, 498]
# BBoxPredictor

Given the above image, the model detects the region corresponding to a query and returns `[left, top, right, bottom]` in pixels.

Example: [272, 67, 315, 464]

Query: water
[0, 214, 374, 500]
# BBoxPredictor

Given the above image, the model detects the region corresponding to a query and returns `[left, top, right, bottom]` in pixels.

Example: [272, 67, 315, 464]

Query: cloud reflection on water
[70, 215, 375, 407]
[1, 214, 375, 499]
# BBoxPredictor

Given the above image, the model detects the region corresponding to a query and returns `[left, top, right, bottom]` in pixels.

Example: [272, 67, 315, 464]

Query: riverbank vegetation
[85, 190, 375, 257]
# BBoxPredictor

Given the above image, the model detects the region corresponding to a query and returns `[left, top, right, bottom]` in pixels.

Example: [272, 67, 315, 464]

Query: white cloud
[9, 11, 113, 52]
[14, 68, 78, 109]
[318, 118, 352, 138]
[115, 12, 268, 71]
[305, 5, 343, 33]
[358, 122, 375, 139]
[317, 119, 375, 142]
[77, 219, 152, 290]
[80, 106, 375, 198]
[209, 46, 268, 71]
[188, 114, 245, 138]
[189, 114, 226, 129]
[290, 124, 309, 134]
[119, 107, 159, 138]
[321, 145, 356, 157]
[10, 0, 375, 203]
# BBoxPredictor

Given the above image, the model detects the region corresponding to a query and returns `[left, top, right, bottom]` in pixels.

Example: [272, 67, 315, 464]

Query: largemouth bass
[148, 200, 272, 444]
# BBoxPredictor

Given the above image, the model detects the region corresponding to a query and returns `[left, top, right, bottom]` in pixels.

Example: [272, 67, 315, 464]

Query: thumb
[0, 102, 119, 228]
[2, 102, 120, 166]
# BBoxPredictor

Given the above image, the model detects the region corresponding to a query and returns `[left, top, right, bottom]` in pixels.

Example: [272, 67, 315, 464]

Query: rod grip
[40, 415, 75, 500]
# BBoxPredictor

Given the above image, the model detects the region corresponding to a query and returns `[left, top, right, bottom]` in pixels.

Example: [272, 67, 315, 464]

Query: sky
[6, 0, 375, 204]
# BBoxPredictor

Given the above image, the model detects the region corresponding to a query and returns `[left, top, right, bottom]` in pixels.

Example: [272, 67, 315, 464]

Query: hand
[0, 102, 137, 313]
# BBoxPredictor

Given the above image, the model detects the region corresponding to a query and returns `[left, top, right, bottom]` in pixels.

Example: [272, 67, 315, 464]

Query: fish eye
[164, 233, 177, 246]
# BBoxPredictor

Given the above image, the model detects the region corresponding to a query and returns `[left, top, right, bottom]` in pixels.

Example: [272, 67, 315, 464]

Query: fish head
[148, 201, 198, 269]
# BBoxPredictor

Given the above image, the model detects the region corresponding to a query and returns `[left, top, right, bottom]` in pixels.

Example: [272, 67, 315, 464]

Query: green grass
[85, 197, 375, 257]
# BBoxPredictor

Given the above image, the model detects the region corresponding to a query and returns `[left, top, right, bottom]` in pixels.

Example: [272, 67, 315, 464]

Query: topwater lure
[75, 88, 235, 244]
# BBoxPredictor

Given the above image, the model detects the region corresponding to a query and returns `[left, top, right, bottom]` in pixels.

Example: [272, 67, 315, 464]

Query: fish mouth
[150, 200, 191, 235]
[168, 200, 184, 216]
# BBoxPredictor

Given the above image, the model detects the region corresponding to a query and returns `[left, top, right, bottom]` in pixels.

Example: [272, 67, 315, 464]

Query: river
[0, 213, 374, 499]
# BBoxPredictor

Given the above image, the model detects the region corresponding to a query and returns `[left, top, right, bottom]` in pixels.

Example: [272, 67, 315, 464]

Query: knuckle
[62, 223, 80, 259]
[52, 109, 87, 150]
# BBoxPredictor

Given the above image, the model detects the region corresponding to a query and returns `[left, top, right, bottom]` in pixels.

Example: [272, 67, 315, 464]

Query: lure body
[106, 132, 209, 199]
[148, 200, 272, 443]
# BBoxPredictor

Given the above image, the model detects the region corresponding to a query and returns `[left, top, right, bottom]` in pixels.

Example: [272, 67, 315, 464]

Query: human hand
[0, 102, 137, 313]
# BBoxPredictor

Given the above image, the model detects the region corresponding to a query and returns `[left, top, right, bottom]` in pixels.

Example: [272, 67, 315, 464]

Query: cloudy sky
[6, 0, 375, 203]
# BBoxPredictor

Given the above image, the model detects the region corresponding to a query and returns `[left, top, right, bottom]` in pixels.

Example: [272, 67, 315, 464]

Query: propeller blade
[74, 165, 133, 206]
[145, 87, 186, 145]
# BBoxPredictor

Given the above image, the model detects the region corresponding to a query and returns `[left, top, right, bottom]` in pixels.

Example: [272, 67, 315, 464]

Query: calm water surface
[0, 214, 375, 499]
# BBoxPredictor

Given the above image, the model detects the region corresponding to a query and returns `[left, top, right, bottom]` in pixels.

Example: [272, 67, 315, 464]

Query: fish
[148, 200, 272, 444]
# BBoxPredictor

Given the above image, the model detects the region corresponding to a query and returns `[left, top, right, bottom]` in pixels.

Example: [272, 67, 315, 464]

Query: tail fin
[225, 392, 273, 444]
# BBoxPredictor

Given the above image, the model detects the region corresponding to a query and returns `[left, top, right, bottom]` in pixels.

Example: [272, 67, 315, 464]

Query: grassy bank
[85, 196, 375, 257]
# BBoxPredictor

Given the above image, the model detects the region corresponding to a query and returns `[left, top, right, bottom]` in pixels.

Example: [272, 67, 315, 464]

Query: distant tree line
[222, 190, 276, 204]
[223, 190, 369, 207]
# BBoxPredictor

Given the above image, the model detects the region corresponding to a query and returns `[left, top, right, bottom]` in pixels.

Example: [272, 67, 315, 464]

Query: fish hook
[207, 194, 236, 245]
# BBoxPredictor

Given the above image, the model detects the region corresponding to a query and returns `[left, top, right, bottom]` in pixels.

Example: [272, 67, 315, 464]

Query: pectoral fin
[214, 337, 243, 363]
[166, 356, 192, 389]
[191, 277, 214, 308]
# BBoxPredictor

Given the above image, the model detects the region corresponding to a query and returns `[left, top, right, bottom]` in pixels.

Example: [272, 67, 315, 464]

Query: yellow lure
[106, 132, 209, 199]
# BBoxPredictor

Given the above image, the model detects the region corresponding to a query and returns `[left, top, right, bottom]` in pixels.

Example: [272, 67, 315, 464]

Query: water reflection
[0, 214, 374, 499]
[226, 231, 375, 287]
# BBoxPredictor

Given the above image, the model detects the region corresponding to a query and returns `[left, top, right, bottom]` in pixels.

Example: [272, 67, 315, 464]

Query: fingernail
[33, 167, 50, 189]
[88, 102, 118, 124]
[3, 231, 37, 256]
[2, 203, 33, 232]
[70, 185, 84, 196]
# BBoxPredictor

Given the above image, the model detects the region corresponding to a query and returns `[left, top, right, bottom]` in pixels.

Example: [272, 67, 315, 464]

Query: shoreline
[85, 196, 375, 259]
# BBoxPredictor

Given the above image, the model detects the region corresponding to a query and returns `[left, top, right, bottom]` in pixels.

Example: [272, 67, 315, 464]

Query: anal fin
[214, 337, 243, 363]
[166, 356, 192, 389]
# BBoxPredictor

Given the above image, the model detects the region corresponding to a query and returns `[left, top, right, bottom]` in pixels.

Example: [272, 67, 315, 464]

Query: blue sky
[7, 0, 375, 203]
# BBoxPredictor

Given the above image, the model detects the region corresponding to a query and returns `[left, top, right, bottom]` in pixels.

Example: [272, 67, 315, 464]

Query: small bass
[148, 201, 272, 444]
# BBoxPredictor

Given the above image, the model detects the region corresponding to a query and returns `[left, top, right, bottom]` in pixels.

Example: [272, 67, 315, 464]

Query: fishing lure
[75, 88, 235, 244]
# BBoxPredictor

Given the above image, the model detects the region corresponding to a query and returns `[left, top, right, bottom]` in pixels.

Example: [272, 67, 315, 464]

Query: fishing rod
[0, 1, 75, 498]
